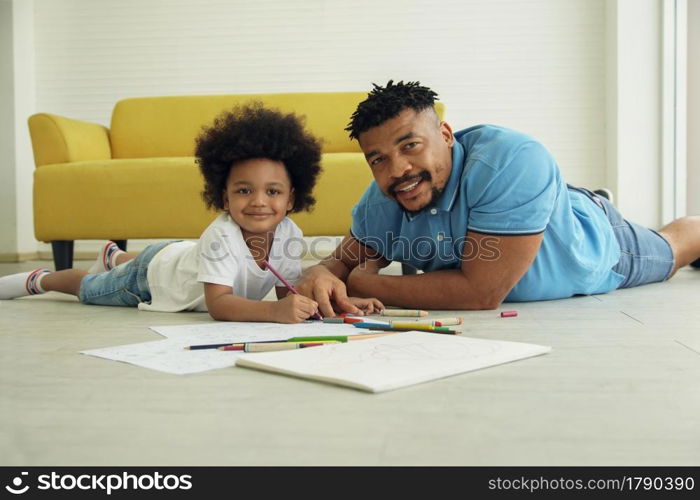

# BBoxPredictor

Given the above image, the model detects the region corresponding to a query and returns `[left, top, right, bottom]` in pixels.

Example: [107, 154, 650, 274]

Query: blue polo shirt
[351, 125, 624, 301]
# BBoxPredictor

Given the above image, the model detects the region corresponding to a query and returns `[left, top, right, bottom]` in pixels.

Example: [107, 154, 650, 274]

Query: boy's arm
[204, 283, 318, 323]
[204, 283, 277, 321]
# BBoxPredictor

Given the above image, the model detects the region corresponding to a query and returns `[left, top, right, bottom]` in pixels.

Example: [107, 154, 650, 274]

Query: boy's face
[358, 108, 454, 214]
[223, 158, 294, 240]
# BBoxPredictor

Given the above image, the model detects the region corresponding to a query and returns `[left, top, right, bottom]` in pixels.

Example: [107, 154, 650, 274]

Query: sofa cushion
[34, 157, 214, 241]
[110, 93, 369, 159]
[289, 152, 374, 236]
[33, 153, 374, 242]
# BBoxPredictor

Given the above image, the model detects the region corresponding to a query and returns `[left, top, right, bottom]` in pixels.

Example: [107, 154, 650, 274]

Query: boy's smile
[223, 158, 294, 241]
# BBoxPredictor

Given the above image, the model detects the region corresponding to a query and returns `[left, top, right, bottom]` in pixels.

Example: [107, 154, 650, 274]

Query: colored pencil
[380, 309, 428, 317]
[352, 322, 394, 329]
[219, 342, 329, 352]
[184, 342, 238, 350]
[368, 326, 460, 335]
[284, 332, 395, 343]
[322, 316, 364, 324]
[263, 260, 322, 320]
[385, 322, 455, 331]
[393, 317, 463, 326]
[322, 317, 344, 323]
[185, 333, 391, 351]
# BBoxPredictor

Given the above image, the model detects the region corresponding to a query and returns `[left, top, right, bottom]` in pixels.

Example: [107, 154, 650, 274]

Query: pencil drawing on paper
[311, 339, 502, 366]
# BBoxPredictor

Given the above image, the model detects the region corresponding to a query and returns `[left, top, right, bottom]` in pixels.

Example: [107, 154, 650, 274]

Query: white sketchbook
[235, 331, 551, 393]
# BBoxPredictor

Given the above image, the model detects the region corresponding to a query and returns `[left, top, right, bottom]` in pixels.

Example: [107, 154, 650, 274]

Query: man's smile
[390, 172, 431, 202]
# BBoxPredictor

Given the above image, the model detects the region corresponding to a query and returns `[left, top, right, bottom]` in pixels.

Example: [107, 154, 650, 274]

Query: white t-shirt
[138, 213, 304, 312]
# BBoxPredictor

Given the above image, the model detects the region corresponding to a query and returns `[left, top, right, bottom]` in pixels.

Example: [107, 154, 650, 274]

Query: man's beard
[388, 171, 445, 217]
[401, 186, 444, 217]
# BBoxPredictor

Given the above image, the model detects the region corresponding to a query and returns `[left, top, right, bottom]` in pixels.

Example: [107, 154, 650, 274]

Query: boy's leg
[657, 216, 700, 276]
[88, 241, 135, 274]
[1, 268, 92, 299]
[40, 269, 88, 296]
[0, 268, 52, 299]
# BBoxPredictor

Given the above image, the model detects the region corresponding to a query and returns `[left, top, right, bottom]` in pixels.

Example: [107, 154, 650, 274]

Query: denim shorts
[79, 241, 173, 307]
[569, 187, 675, 289]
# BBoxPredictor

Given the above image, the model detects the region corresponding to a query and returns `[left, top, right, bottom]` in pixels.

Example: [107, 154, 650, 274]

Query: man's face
[358, 108, 454, 214]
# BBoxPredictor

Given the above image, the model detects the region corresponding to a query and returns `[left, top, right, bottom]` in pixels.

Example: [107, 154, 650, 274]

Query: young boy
[0, 103, 383, 323]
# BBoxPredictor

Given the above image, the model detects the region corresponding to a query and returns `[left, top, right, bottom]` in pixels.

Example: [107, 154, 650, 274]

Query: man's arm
[295, 233, 385, 317]
[346, 231, 542, 310]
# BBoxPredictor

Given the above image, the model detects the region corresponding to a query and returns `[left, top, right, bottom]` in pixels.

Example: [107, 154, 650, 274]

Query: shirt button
[437, 234, 444, 241]
[430, 208, 438, 215]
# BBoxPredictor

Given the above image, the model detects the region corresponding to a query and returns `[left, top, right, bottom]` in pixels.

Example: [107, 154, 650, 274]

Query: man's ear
[287, 188, 295, 212]
[440, 121, 454, 148]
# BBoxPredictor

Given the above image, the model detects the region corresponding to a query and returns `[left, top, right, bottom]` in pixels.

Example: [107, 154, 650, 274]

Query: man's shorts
[593, 194, 675, 289]
[78, 241, 172, 306]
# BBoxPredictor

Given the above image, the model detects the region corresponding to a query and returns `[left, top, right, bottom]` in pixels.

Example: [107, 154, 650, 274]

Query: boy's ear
[287, 188, 295, 212]
[223, 189, 229, 210]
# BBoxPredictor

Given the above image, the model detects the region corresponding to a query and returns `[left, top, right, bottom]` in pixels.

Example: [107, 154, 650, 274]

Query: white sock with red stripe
[0, 268, 51, 299]
[88, 241, 125, 274]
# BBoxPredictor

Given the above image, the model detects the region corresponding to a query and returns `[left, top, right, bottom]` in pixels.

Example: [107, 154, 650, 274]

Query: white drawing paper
[149, 320, 377, 339]
[80, 320, 374, 375]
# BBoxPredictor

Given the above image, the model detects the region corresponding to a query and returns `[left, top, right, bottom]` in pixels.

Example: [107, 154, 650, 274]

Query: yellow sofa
[28, 93, 445, 270]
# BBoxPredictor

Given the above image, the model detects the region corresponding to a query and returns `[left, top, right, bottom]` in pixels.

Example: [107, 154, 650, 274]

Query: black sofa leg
[51, 241, 74, 271]
[113, 240, 127, 252]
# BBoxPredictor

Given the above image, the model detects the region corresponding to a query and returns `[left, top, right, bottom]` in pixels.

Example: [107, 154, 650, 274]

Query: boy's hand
[273, 293, 319, 323]
[346, 296, 384, 315]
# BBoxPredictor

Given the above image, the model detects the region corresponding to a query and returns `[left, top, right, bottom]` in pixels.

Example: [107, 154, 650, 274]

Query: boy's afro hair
[196, 102, 322, 213]
[345, 80, 439, 140]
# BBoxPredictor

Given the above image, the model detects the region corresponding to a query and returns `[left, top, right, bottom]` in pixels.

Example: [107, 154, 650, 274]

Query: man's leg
[657, 216, 700, 276]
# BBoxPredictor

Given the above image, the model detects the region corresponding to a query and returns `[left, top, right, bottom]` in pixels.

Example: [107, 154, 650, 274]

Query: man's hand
[294, 264, 362, 317]
[295, 233, 391, 317]
[346, 296, 384, 315]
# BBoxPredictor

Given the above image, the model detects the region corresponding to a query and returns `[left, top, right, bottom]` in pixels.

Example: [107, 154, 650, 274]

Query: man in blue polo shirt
[296, 81, 700, 316]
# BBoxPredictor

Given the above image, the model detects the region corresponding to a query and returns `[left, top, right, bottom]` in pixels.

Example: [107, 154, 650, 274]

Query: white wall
[607, 0, 663, 228]
[0, 0, 18, 256]
[0, 0, 683, 258]
[32, 0, 607, 185]
[689, 0, 700, 215]
[13, 0, 35, 256]
[0, 0, 35, 259]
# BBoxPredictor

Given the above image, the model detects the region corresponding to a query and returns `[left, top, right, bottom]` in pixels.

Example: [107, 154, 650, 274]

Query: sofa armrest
[28, 113, 112, 167]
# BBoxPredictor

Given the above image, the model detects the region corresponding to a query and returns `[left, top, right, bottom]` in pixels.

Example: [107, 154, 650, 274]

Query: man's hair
[195, 102, 322, 213]
[345, 80, 439, 140]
